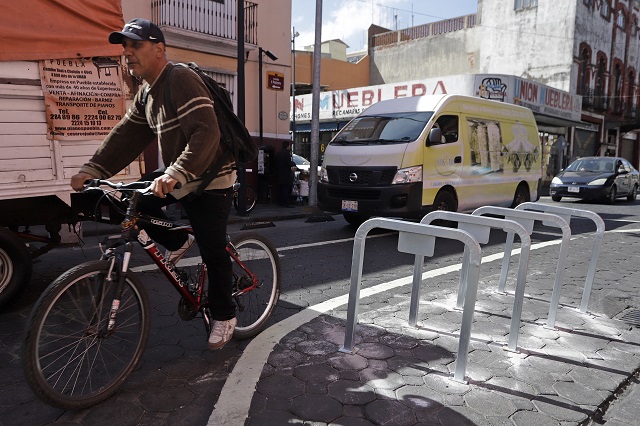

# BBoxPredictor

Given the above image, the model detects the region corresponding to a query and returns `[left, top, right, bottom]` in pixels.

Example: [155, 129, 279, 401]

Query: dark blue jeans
[137, 186, 235, 321]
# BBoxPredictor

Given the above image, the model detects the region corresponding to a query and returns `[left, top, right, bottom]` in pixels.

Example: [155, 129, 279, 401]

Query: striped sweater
[80, 62, 236, 196]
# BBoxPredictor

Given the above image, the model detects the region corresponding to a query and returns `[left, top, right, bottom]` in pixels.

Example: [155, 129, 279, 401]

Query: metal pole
[292, 28, 297, 149]
[309, 0, 322, 207]
[259, 47, 264, 147]
[236, 0, 247, 215]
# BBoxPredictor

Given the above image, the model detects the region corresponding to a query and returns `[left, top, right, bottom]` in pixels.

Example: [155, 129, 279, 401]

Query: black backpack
[146, 62, 258, 193]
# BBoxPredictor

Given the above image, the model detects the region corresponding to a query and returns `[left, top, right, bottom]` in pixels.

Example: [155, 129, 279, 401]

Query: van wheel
[0, 228, 32, 308]
[433, 190, 457, 212]
[511, 184, 531, 208]
[431, 191, 457, 227]
[343, 213, 370, 228]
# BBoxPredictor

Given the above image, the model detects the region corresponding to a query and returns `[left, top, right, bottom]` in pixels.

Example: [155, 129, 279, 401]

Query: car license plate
[568, 186, 580, 193]
[341, 200, 358, 212]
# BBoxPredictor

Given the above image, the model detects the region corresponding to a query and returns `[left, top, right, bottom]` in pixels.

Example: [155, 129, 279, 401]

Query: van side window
[435, 115, 459, 144]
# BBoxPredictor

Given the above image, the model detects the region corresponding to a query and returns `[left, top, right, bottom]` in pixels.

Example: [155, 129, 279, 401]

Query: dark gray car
[549, 156, 638, 203]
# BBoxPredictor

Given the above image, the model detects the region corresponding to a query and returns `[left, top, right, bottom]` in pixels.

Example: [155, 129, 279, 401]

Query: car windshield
[330, 112, 433, 145]
[565, 158, 615, 173]
[292, 154, 310, 166]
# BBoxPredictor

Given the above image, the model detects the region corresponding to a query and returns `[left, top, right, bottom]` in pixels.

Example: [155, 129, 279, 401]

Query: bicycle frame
[22, 179, 281, 411]
[100, 189, 260, 316]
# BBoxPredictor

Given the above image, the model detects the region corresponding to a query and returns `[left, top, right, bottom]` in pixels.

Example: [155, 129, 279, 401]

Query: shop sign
[40, 57, 125, 140]
[267, 72, 284, 90]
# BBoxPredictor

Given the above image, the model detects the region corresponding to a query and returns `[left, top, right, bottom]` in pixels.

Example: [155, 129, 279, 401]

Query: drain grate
[621, 310, 640, 326]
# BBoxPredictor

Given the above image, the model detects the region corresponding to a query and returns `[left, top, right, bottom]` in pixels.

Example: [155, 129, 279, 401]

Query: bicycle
[233, 179, 257, 214]
[22, 179, 281, 410]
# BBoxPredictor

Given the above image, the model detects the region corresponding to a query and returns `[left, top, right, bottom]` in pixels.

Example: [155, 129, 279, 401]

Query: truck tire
[0, 228, 32, 308]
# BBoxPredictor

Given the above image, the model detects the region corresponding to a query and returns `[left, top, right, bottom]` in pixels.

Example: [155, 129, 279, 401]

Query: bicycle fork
[100, 242, 134, 336]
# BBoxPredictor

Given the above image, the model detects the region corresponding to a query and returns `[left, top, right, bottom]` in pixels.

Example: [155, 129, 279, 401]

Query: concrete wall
[369, 0, 580, 94]
[294, 50, 370, 91]
[477, 0, 577, 92]
[370, 28, 478, 86]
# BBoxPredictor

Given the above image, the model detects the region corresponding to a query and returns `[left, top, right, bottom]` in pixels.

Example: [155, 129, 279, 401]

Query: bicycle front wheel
[231, 233, 281, 339]
[22, 260, 150, 410]
[233, 184, 257, 214]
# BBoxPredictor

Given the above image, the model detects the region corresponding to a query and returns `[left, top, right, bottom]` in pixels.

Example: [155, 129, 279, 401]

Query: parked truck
[0, 1, 141, 308]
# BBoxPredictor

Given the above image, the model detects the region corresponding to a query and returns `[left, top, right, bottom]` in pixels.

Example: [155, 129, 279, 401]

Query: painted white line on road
[130, 232, 394, 273]
[207, 237, 565, 425]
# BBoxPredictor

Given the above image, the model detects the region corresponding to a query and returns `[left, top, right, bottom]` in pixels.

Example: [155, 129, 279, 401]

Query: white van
[318, 94, 542, 226]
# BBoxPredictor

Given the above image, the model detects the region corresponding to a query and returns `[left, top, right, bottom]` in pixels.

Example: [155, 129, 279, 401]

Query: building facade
[292, 0, 640, 192]
[368, 0, 640, 172]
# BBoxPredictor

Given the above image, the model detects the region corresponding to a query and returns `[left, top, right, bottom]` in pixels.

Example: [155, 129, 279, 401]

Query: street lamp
[291, 28, 300, 149]
[258, 47, 278, 146]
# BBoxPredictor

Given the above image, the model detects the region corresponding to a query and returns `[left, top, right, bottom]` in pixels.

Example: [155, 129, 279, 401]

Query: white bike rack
[515, 202, 605, 314]
[472, 206, 571, 329]
[340, 217, 482, 383]
[420, 211, 531, 352]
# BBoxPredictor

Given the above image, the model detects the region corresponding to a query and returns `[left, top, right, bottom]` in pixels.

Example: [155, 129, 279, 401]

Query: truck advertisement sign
[40, 57, 125, 140]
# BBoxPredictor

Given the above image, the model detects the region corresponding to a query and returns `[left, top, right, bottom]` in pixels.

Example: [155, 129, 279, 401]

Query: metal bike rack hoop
[472, 205, 571, 329]
[339, 217, 481, 383]
[515, 202, 605, 313]
[421, 210, 531, 352]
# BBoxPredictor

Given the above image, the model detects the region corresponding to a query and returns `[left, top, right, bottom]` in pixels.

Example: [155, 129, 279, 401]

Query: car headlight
[588, 178, 607, 186]
[551, 177, 563, 185]
[392, 165, 422, 184]
[320, 166, 328, 183]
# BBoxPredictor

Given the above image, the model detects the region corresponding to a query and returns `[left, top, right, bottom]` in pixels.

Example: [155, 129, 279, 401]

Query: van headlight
[392, 166, 422, 184]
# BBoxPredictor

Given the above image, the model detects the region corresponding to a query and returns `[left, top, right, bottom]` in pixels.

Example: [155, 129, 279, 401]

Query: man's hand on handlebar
[70, 172, 179, 195]
[150, 174, 179, 198]
[70, 172, 96, 192]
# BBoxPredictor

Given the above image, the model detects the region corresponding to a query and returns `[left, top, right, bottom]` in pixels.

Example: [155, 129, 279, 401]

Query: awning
[292, 122, 340, 133]
[533, 113, 587, 129]
[1, 0, 124, 61]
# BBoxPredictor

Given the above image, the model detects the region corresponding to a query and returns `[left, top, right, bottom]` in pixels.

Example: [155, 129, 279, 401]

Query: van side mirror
[427, 127, 442, 146]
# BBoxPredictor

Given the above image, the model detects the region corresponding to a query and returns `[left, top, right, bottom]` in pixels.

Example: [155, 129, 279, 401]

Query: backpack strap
[141, 85, 150, 107]
[162, 64, 231, 196]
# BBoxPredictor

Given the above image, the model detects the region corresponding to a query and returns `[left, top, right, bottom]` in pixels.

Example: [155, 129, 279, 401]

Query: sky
[291, 0, 479, 53]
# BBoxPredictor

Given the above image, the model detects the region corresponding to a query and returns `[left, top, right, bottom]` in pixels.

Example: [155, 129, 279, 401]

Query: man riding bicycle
[70, 18, 236, 350]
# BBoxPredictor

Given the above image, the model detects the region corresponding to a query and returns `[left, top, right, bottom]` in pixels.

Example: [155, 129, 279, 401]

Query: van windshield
[331, 112, 433, 145]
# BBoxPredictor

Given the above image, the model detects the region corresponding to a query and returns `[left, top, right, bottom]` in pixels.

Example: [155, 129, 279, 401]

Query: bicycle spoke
[230, 234, 281, 339]
[24, 261, 150, 409]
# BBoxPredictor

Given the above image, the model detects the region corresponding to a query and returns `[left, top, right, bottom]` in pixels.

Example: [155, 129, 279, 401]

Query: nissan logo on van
[349, 173, 358, 183]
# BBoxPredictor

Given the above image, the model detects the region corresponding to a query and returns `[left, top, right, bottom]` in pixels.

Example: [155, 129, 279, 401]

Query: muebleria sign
[290, 75, 475, 123]
[291, 73, 581, 124]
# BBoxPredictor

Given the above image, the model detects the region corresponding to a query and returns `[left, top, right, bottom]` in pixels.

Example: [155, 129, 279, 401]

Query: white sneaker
[208, 317, 237, 350]
[165, 234, 196, 265]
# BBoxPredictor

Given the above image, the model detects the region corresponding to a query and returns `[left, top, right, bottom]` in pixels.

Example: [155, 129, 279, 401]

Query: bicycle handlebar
[83, 179, 181, 191]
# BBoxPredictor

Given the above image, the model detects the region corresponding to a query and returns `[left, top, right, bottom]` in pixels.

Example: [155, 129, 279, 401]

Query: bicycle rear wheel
[230, 233, 281, 339]
[22, 260, 150, 410]
[233, 184, 257, 214]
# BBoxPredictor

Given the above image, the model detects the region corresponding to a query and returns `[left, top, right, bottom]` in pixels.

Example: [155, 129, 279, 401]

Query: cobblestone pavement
[215, 212, 640, 425]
